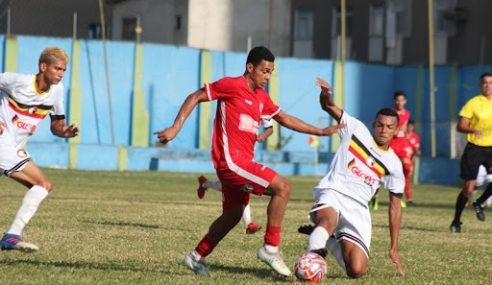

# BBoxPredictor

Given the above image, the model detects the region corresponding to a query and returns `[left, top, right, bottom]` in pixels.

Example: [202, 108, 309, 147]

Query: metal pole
[98, 0, 115, 145]
[6, 7, 10, 36]
[73, 12, 77, 41]
[136, 15, 142, 44]
[341, 0, 346, 62]
[428, 0, 436, 157]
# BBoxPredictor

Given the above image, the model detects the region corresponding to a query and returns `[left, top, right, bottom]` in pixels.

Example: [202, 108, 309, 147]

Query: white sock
[242, 204, 252, 228]
[326, 237, 346, 270]
[203, 180, 221, 191]
[8, 185, 49, 236]
[190, 250, 204, 262]
[264, 244, 279, 253]
[307, 226, 329, 251]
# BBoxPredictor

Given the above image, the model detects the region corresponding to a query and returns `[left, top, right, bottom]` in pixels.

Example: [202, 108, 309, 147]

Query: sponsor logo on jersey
[348, 135, 389, 179]
[244, 99, 253, 105]
[239, 114, 260, 134]
[348, 159, 376, 186]
[12, 115, 37, 133]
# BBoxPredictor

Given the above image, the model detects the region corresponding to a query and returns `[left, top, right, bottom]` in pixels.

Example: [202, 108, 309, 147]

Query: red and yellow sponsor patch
[348, 135, 388, 179]
[8, 97, 50, 119]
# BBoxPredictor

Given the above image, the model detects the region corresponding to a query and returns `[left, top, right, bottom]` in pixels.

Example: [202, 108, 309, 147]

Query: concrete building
[1, 0, 491, 65]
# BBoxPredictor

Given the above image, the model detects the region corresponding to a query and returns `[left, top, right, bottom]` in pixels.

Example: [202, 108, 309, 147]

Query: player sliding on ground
[297, 78, 405, 278]
[155, 46, 342, 277]
[0, 47, 79, 251]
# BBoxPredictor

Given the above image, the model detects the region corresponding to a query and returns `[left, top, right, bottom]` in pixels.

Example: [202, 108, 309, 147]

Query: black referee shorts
[460, 143, 492, 180]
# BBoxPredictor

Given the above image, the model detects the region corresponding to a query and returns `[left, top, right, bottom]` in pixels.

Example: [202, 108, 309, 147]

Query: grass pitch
[1, 169, 492, 284]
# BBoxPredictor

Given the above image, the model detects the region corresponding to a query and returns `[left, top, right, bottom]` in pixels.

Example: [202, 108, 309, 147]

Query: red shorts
[390, 137, 414, 160]
[216, 159, 277, 209]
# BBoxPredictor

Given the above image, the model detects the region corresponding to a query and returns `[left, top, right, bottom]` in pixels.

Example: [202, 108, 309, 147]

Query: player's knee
[39, 181, 53, 192]
[346, 265, 366, 279]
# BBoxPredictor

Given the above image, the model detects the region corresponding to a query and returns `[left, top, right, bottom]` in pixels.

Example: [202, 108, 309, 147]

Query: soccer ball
[294, 252, 327, 283]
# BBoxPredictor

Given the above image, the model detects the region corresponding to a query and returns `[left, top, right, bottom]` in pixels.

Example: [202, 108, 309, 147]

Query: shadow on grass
[83, 219, 160, 229]
[211, 263, 292, 282]
[0, 259, 170, 274]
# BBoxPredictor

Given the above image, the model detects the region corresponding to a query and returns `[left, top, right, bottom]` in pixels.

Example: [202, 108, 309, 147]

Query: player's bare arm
[154, 89, 208, 144]
[257, 127, 273, 142]
[316, 78, 343, 121]
[0, 120, 5, 135]
[457, 116, 482, 138]
[273, 110, 343, 136]
[388, 192, 405, 276]
[50, 118, 79, 138]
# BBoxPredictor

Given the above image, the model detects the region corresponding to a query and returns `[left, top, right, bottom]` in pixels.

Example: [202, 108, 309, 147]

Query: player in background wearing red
[403, 120, 421, 205]
[155, 46, 342, 277]
[389, 91, 412, 207]
[196, 119, 274, 234]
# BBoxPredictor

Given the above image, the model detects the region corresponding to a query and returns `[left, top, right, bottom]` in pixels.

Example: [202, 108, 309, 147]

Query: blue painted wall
[142, 44, 200, 148]
[277, 57, 333, 152]
[3, 35, 492, 186]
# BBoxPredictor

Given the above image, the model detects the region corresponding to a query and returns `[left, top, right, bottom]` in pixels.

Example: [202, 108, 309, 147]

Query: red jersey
[393, 108, 410, 138]
[205, 76, 280, 168]
[408, 132, 420, 152]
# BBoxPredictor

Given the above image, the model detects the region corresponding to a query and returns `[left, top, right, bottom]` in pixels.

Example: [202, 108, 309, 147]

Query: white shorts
[309, 188, 371, 257]
[0, 143, 31, 176]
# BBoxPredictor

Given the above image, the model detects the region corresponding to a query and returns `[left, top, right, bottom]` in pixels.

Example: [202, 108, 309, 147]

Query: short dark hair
[408, 119, 415, 125]
[393, 90, 406, 100]
[480, 72, 492, 81]
[376, 108, 399, 124]
[246, 46, 275, 67]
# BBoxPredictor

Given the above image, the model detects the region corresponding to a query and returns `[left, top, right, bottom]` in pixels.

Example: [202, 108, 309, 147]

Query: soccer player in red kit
[155, 46, 342, 277]
[389, 91, 412, 206]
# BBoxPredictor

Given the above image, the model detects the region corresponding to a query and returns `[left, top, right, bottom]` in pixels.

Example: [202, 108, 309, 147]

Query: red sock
[195, 234, 218, 258]
[264, 225, 281, 246]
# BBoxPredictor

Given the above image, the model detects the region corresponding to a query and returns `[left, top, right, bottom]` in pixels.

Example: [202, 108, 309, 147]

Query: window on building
[331, 6, 352, 60]
[292, 9, 314, 58]
[88, 23, 101, 39]
[369, 4, 384, 62]
[122, 17, 137, 40]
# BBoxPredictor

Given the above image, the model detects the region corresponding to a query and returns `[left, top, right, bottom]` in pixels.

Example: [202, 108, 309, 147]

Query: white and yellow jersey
[315, 112, 404, 205]
[0, 72, 65, 148]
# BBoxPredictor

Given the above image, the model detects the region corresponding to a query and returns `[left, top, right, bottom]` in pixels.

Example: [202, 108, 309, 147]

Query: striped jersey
[315, 112, 404, 205]
[204, 76, 280, 168]
[0, 72, 65, 148]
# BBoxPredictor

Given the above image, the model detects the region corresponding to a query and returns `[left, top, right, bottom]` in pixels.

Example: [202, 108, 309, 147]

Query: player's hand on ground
[320, 123, 346, 136]
[0, 121, 5, 135]
[316, 77, 332, 95]
[63, 124, 79, 138]
[389, 247, 405, 276]
[154, 127, 178, 144]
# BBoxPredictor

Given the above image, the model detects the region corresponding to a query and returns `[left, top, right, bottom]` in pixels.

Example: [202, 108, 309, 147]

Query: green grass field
[1, 169, 492, 284]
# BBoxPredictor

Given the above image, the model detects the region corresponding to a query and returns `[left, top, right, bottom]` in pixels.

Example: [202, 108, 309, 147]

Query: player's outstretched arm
[274, 110, 344, 136]
[316, 78, 343, 122]
[50, 118, 79, 138]
[388, 192, 405, 276]
[154, 89, 208, 144]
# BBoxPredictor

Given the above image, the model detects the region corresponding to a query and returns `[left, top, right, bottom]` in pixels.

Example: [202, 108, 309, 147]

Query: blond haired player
[0, 47, 79, 251]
